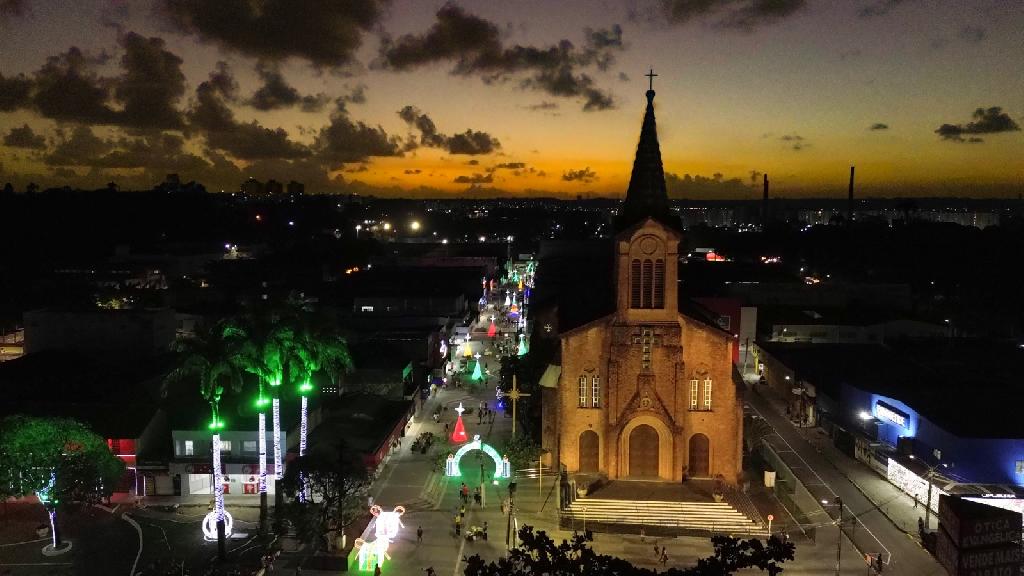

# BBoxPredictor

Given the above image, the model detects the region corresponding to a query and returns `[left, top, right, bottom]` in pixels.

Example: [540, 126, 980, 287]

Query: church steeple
[615, 71, 679, 232]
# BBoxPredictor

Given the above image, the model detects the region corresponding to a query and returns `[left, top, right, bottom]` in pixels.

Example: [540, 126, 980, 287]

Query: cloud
[246, 62, 330, 112]
[869, 123, 889, 130]
[157, 0, 387, 68]
[858, 0, 909, 18]
[0, 73, 32, 111]
[779, 133, 809, 150]
[397, 105, 500, 155]
[525, 101, 559, 111]
[403, 169, 422, 175]
[465, 159, 480, 165]
[114, 32, 187, 129]
[492, 162, 526, 171]
[562, 167, 598, 183]
[958, 26, 985, 44]
[313, 101, 401, 168]
[44, 126, 114, 166]
[31, 47, 118, 124]
[935, 106, 1020, 142]
[453, 172, 493, 184]
[187, 64, 310, 160]
[0, 0, 26, 21]
[379, 4, 623, 111]
[3, 124, 46, 149]
[661, 0, 807, 31]
[666, 172, 749, 199]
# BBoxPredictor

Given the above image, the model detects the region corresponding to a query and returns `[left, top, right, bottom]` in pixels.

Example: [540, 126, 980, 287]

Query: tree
[280, 440, 368, 550]
[463, 526, 796, 576]
[502, 433, 542, 474]
[164, 320, 243, 560]
[0, 416, 124, 550]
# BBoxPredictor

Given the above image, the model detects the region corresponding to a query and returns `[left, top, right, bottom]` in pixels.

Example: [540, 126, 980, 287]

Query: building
[24, 308, 176, 355]
[286, 180, 305, 196]
[265, 179, 283, 195]
[542, 86, 743, 483]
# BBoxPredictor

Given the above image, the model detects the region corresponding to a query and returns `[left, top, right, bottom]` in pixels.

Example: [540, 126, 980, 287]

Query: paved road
[747, 387, 945, 576]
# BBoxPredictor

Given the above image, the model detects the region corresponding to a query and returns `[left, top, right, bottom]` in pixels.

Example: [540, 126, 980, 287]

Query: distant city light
[288, 220, 295, 226]
[410, 220, 421, 231]
[383, 222, 392, 231]
[479, 236, 486, 242]
[858, 411, 872, 420]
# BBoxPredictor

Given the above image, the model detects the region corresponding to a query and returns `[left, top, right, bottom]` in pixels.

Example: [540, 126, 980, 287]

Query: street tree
[280, 440, 368, 551]
[0, 416, 124, 550]
[463, 526, 796, 576]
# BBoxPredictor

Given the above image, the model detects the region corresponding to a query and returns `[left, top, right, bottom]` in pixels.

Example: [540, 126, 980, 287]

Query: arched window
[591, 375, 601, 408]
[642, 260, 653, 308]
[689, 379, 699, 409]
[630, 259, 642, 308]
[578, 375, 587, 407]
[653, 259, 665, 308]
[703, 379, 713, 410]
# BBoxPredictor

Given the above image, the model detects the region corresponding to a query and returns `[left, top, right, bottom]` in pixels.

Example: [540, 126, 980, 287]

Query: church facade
[542, 86, 743, 484]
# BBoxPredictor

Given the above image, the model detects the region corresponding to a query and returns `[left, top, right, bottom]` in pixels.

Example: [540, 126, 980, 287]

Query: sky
[0, 0, 1021, 198]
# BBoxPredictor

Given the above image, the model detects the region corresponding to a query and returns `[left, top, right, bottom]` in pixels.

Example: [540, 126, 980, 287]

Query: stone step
[563, 498, 767, 535]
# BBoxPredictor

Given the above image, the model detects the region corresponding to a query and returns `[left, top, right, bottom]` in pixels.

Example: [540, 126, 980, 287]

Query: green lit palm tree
[164, 321, 242, 560]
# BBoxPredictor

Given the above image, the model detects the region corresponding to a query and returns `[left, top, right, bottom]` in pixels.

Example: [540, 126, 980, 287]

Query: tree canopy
[463, 526, 796, 576]
[0, 415, 124, 505]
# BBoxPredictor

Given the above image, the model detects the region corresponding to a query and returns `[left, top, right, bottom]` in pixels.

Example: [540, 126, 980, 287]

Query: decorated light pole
[255, 388, 270, 534]
[297, 378, 313, 502]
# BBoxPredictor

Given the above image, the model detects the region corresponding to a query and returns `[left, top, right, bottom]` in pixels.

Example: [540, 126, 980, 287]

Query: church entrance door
[688, 433, 710, 478]
[628, 424, 659, 478]
[579, 431, 599, 473]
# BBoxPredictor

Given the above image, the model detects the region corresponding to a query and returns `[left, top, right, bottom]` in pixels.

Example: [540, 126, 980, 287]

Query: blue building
[757, 340, 1024, 487]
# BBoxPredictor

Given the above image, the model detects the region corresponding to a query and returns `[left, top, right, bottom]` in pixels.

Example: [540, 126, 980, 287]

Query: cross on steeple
[646, 68, 658, 91]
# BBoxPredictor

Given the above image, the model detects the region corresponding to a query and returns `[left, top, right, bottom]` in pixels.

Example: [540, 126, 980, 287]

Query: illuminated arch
[445, 434, 511, 479]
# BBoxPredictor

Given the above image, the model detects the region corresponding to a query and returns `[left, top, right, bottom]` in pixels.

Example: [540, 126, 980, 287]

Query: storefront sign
[875, 400, 908, 428]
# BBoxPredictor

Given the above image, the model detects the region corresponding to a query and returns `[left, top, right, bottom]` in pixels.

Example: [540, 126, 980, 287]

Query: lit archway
[445, 435, 511, 480]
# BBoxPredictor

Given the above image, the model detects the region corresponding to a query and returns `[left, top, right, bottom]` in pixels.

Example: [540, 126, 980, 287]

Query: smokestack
[761, 173, 769, 227]
[847, 166, 855, 222]
[763, 173, 769, 201]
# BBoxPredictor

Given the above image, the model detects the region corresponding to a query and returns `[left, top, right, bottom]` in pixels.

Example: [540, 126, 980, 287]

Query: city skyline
[1, 0, 1022, 198]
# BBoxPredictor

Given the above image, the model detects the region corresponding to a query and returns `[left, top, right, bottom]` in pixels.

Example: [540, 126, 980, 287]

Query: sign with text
[875, 400, 908, 428]
[936, 525, 1021, 576]
[939, 495, 1022, 550]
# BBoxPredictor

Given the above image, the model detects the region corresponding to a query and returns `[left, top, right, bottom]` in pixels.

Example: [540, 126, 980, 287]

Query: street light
[822, 497, 843, 576]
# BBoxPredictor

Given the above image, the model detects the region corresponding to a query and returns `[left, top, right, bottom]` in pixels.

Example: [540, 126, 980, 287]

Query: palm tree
[164, 321, 242, 560]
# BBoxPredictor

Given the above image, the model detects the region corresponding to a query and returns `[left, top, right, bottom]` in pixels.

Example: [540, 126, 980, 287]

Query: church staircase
[561, 497, 768, 537]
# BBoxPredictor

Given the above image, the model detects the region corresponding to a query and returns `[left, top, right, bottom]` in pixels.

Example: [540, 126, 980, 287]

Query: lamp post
[822, 497, 843, 576]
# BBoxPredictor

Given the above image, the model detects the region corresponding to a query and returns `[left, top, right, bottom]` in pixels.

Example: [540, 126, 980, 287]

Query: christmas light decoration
[472, 354, 484, 381]
[439, 339, 448, 358]
[450, 402, 468, 443]
[518, 334, 528, 356]
[445, 435, 512, 479]
[258, 412, 267, 494]
[463, 338, 473, 357]
[298, 396, 309, 502]
[272, 398, 282, 479]
[353, 505, 406, 571]
[487, 318, 497, 338]
[504, 293, 511, 307]
[202, 434, 234, 540]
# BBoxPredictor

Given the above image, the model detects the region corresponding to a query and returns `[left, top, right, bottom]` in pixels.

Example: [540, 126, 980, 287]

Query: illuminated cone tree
[451, 402, 468, 443]
[472, 355, 484, 381]
[487, 318, 497, 338]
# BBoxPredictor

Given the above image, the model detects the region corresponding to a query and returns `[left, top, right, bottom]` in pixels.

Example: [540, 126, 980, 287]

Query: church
[540, 83, 742, 484]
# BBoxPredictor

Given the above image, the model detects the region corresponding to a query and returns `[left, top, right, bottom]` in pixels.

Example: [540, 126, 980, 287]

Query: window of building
[630, 259, 642, 308]
[641, 328, 653, 369]
[592, 375, 601, 408]
[690, 379, 699, 409]
[243, 440, 257, 453]
[703, 379, 713, 410]
[360, 305, 374, 312]
[578, 375, 587, 407]
[641, 260, 653, 308]
[184, 440, 194, 456]
[219, 440, 232, 452]
[653, 259, 665, 308]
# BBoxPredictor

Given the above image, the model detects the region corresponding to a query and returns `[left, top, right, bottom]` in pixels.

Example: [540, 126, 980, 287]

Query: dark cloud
[344, 164, 369, 173]
[525, 101, 559, 112]
[157, 0, 387, 68]
[778, 133, 809, 150]
[935, 106, 1020, 142]
[562, 167, 598, 183]
[44, 126, 114, 166]
[453, 173, 493, 184]
[247, 63, 330, 112]
[779, 134, 804, 141]
[958, 26, 985, 44]
[3, 124, 47, 149]
[397, 105, 500, 155]
[0, 73, 32, 111]
[869, 123, 889, 130]
[379, 4, 623, 111]
[618, 72, 630, 82]
[661, 0, 807, 30]
[492, 162, 526, 170]
[666, 172, 749, 199]
[188, 64, 309, 160]
[115, 32, 187, 129]
[858, 0, 908, 18]
[0, 0, 25, 21]
[32, 47, 117, 124]
[465, 159, 480, 165]
[313, 102, 401, 168]
[342, 84, 368, 105]
[404, 169, 422, 175]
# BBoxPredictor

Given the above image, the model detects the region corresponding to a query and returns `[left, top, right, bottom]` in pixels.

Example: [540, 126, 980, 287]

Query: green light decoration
[270, 377, 282, 387]
[255, 395, 270, 408]
[207, 418, 226, 430]
[472, 359, 484, 381]
[299, 379, 314, 394]
[518, 334, 528, 356]
[444, 435, 511, 479]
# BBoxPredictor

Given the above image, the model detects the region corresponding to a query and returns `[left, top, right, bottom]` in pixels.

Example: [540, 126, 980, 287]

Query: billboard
[935, 527, 1021, 576]
[938, 495, 1021, 550]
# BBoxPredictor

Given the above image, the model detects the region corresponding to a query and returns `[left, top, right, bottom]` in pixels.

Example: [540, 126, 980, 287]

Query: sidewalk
[753, 381, 930, 538]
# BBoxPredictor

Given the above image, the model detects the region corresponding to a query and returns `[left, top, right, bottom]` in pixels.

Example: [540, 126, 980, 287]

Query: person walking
[459, 504, 466, 520]
[482, 521, 488, 541]
[660, 550, 668, 566]
[374, 563, 382, 576]
[454, 514, 462, 536]
[474, 487, 481, 507]
[417, 526, 423, 542]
